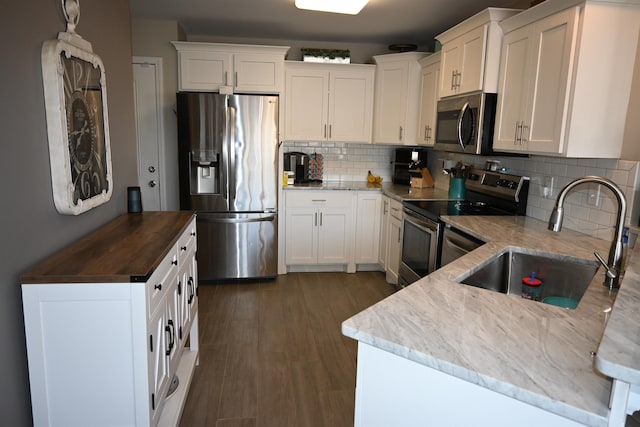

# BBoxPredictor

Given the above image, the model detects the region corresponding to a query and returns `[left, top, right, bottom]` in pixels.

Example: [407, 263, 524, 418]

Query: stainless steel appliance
[433, 91, 497, 155]
[398, 167, 529, 287]
[440, 225, 484, 267]
[177, 92, 279, 281]
[392, 147, 428, 185]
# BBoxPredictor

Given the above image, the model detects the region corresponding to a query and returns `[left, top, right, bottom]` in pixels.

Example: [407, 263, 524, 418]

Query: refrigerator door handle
[221, 97, 230, 202]
[228, 104, 237, 203]
[198, 213, 276, 224]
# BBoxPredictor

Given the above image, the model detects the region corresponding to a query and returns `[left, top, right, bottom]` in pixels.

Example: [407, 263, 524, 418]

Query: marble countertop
[342, 215, 621, 426]
[595, 226, 640, 385]
[283, 181, 452, 202]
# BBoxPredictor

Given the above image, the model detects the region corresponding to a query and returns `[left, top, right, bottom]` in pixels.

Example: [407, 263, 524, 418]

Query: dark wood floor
[179, 271, 395, 427]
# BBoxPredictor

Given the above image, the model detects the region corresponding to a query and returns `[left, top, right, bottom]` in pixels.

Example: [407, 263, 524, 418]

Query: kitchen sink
[457, 247, 599, 309]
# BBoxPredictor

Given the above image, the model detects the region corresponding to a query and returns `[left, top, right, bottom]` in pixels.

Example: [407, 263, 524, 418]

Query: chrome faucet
[548, 176, 627, 290]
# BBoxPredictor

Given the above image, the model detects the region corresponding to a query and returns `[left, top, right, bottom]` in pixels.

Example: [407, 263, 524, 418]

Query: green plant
[301, 48, 350, 59]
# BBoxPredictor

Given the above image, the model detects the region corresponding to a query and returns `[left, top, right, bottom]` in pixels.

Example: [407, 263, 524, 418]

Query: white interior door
[133, 57, 164, 210]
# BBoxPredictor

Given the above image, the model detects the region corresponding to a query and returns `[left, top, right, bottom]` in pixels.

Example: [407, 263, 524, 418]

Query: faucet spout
[548, 176, 627, 290]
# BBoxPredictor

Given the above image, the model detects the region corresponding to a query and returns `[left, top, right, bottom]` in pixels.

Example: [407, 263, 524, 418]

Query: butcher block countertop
[21, 211, 195, 284]
[343, 215, 622, 426]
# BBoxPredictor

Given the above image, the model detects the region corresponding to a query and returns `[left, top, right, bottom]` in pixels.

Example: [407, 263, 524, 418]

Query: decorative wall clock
[42, 0, 113, 215]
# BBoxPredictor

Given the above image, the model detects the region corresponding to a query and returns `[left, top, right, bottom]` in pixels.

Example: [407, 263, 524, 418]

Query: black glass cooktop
[404, 199, 515, 221]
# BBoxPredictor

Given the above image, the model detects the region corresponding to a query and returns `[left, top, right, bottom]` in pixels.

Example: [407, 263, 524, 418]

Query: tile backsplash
[282, 141, 640, 241]
[283, 141, 394, 183]
[428, 152, 640, 241]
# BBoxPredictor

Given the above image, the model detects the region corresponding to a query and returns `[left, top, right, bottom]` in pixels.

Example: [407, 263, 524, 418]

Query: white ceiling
[129, 0, 530, 48]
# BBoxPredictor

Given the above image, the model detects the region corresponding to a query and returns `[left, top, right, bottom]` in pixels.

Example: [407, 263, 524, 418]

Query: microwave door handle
[456, 101, 470, 151]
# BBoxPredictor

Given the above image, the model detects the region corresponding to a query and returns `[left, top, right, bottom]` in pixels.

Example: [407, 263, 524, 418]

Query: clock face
[62, 54, 109, 204]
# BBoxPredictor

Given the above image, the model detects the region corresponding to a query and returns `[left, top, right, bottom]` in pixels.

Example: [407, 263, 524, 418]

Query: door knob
[148, 166, 156, 173]
[148, 180, 157, 187]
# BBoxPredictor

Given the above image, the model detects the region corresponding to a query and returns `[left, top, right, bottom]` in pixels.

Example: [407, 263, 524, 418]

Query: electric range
[398, 168, 529, 288]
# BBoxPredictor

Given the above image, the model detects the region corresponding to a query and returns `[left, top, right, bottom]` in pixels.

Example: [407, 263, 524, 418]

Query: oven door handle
[456, 101, 470, 151]
[404, 213, 439, 235]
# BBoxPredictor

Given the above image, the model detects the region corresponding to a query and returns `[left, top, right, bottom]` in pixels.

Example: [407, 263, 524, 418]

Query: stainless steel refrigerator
[177, 92, 278, 281]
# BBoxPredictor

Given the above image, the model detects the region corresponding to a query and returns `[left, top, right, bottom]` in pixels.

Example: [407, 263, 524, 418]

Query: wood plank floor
[179, 271, 396, 427]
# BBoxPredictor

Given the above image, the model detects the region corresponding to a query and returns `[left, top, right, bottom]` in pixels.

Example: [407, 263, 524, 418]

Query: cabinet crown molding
[171, 41, 290, 56]
[436, 7, 521, 44]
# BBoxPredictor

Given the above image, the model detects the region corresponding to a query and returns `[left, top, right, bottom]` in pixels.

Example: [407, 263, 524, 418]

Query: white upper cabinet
[172, 42, 289, 93]
[373, 52, 430, 145]
[436, 8, 521, 98]
[493, 0, 640, 157]
[416, 52, 441, 146]
[283, 62, 375, 143]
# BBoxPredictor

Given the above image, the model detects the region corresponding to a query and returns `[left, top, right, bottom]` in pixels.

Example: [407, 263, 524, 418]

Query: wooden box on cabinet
[21, 212, 199, 427]
[172, 42, 289, 93]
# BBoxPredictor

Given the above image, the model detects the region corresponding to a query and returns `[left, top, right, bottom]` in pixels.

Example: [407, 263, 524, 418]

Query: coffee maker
[392, 147, 428, 185]
[284, 152, 309, 184]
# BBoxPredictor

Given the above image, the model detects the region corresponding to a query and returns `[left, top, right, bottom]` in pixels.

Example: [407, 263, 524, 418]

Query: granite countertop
[342, 215, 620, 426]
[283, 181, 452, 201]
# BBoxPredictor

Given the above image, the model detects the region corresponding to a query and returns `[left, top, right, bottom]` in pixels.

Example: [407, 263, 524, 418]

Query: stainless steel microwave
[433, 92, 497, 155]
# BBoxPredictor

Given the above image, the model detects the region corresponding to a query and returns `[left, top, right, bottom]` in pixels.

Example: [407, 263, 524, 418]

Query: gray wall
[0, 0, 138, 423]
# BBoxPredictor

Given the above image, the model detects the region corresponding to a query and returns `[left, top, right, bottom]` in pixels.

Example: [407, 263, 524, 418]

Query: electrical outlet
[587, 185, 601, 206]
[543, 176, 554, 198]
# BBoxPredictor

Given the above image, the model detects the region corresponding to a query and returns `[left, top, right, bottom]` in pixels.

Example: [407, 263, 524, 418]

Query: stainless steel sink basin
[458, 247, 599, 309]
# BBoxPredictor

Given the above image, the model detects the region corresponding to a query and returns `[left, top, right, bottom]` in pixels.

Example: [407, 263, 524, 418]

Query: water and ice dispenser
[190, 149, 219, 194]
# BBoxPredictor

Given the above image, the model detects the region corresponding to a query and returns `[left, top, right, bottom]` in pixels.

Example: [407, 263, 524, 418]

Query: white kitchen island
[343, 215, 624, 426]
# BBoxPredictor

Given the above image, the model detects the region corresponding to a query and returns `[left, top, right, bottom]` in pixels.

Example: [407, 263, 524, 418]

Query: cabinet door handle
[324, 124, 327, 138]
[319, 212, 323, 227]
[154, 284, 162, 291]
[187, 276, 195, 304]
[224, 71, 228, 86]
[181, 245, 187, 252]
[383, 201, 388, 214]
[235, 71, 238, 87]
[329, 124, 332, 139]
[456, 71, 462, 89]
[520, 123, 528, 143]
[397, 228, 401, 242]
[451, 70, 456, 90]
[165, 320, 175, 356]
[399, 126, 403, 141]
[315, 212, 318, 227]
[514, 121, 521, 144]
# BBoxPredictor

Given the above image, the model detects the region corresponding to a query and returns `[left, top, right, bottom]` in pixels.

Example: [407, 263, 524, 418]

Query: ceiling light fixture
[295, 0, 369, 15]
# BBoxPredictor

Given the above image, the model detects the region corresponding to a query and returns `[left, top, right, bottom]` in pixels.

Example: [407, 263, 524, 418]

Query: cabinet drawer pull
[311, 199, 326, 202]
[172, 259, 178, 266]
[190, 231, 196, 236]
[181, 245, 187, 251]
[154, 284, 162, 291]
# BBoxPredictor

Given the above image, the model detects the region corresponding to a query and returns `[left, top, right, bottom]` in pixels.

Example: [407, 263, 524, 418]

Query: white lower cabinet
[354, 343, 583, 427]
[386, 198, 403, 285]
[285, 190, 355, 269]
[354, 192, 382, 264]
[21, 213, 199, 427]
[378, 196, 390, 269]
